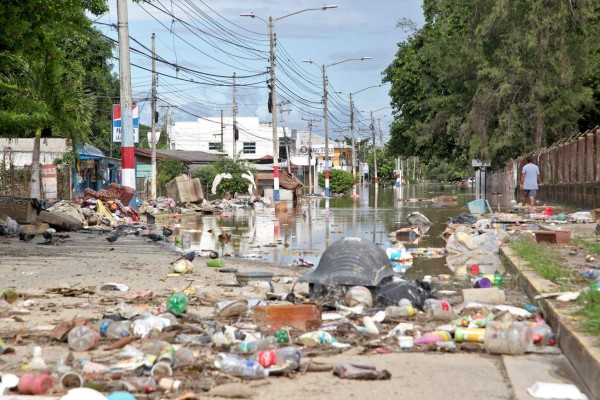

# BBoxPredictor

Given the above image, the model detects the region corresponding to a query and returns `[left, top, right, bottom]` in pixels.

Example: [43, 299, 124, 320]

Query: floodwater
[171, 183, 486, 278]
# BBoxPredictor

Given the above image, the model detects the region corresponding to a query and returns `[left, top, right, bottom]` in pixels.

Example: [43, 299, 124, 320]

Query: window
[208, 142, 220, 151]
[243, 142, 256, 154]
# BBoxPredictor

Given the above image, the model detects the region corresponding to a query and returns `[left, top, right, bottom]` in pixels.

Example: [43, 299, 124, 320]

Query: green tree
[384, 0, 600, 168]
[157, 157, 187, 185]
[192, 158, 257, 197]
[318, 169, 354, 194]
[0, 0, 109, 197]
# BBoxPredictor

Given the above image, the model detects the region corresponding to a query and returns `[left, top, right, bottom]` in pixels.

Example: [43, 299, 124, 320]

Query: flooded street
[173, 184, 483, 278]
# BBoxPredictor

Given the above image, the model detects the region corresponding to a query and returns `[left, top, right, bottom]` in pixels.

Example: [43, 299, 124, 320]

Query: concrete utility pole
[150, 33, 157, 200]
[278, 101, 292, 173]
[370, 111, 378, 189]
[220, 110, 224, 150]
[232, 73, 237, 160]
[349, 93, 355, 179]
[159, 105, 177, 149]
[241, 6, 338, 201]
[117, 0, 136, 206]
[321, 65, 330, 197]
[302, 118, 320, 195]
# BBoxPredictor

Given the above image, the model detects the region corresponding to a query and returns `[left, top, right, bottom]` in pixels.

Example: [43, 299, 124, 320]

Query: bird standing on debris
[171, 251, 196, 265]
[19, 232, 35, 242]
[595, 223, 600, 236]
[146, 233, 164, 242]
[162, 227, 174, 237]
[43, 228, 56, 244]
[217, 232, 231, 256]
[106, 233, 120, 243]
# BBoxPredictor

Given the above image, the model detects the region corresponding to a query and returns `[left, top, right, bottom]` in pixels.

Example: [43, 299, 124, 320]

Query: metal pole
[308, 122, 313, 194]
[371, 111, 378, 189]
[220, 109, 224, 149]
[268, 16, 280, 201]
[232, 73, 237, 160]
[117, 0, 136, 206]
[350, 93, 356, 179]
[322, 64, 330, 197]
[150, 33, 157, 200]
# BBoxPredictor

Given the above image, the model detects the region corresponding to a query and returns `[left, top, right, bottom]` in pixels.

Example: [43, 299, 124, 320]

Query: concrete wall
[0, 138, 68, 167]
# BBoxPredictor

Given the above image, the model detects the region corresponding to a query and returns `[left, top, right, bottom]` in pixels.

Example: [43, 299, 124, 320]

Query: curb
[500, 246, 600, 398]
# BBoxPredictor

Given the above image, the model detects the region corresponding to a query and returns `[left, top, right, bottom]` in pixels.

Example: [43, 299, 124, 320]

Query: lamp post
[241, 5, 337, 201]
[302, 57, 372, 197]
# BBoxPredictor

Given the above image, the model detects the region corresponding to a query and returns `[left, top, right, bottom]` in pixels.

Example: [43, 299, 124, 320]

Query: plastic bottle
[414, 330, 451, 345]
[17, 373, 55, 395]
[166, 292, 189, 314]
[235, 337, 277, 354]
[484, 321, 532, 355]
[423, 299, 452, 313]
[174, 347, 195, 366]
[122, 376, 157, 393]
[253, 346, 302, 369]
[361, 316, 380, 335]
[385, 304, 416, 318]
[528, 323, 555, 346]
[29, 346, 47, 370]
[67, 326, 99, 351]
[105, 320, 131, 339]
[214, 353, 267, 379]
[425, 308, 457, 321]
[95, 319, 113, 337]
[454, 327, 485, 342]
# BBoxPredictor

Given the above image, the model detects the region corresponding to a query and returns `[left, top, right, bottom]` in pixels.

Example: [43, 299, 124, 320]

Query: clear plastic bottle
[235, 337, 277, 354]
[252, 346, 302, 369]
[214, 353, 267, 379]
[166, 292, 189, 314]
[385, 305, 416, 318]
[67, 326, 99, 351]
[174, 347, 195, 366]
[484, 321, 532, 354]
[424, 299, 456, 321]
[529, 323, 555, 346]
[105, 320, 131, 339]
[414, 330, 451, 345]
[95, 319, 113, 338]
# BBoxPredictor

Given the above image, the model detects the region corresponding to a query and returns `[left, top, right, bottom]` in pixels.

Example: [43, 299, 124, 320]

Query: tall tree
[384, 0, 599, 168]
[0, 0, 109, 197]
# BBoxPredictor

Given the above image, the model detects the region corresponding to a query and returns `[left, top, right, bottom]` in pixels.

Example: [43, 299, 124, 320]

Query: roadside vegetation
[577, 290, 600, 338]
[509, 238, 570, 282]
[572, 236, 600, 256]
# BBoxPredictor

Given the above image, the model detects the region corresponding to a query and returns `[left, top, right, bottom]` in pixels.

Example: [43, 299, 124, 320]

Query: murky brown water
[164, 184, 490, 278]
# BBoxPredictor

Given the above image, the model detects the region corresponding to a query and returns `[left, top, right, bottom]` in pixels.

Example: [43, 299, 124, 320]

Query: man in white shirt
[520, 155, 540, 209]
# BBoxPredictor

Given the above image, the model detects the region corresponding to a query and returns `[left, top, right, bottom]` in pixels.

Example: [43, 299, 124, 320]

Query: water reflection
[172, 184, 482, 278]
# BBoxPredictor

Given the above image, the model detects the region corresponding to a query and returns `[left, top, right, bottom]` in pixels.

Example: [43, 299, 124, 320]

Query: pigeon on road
[19, 233, 35, 242]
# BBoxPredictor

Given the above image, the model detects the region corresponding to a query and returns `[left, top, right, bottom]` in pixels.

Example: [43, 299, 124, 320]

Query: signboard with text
[112, 104, 139, 143]
[296, 145, 333, 156]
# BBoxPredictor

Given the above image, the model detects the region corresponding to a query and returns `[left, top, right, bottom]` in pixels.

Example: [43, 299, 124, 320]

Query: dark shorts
[524, 189, 537, 198]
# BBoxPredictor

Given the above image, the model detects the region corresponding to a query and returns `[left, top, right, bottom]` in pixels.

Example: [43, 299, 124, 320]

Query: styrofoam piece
[527, 382, 587, 399]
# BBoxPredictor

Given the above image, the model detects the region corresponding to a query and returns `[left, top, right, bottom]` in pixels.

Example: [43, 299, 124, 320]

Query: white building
[0, 138, 68, 167]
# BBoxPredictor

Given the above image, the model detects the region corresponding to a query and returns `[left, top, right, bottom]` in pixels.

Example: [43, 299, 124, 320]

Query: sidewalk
[500, 222, 600, 399]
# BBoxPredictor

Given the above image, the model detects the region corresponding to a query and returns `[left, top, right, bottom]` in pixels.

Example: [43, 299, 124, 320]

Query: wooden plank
[587, 133, 594, 182]
[578, 136, 585, 182]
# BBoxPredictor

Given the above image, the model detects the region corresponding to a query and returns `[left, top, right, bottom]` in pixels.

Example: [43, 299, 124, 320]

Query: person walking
[520, 155, 540, 209]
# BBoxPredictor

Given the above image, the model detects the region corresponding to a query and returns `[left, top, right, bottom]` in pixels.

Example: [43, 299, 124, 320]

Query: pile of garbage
[0, 236, 558, 399]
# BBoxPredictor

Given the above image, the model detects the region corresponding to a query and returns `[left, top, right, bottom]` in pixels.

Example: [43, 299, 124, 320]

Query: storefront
[74, 144, 121, 200]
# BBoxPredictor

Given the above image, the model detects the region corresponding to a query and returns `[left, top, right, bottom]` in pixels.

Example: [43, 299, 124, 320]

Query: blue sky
[94, 0, 424, 142]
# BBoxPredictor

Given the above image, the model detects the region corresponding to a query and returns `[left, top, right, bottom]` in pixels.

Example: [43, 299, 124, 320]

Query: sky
[94, 0, 425, 143]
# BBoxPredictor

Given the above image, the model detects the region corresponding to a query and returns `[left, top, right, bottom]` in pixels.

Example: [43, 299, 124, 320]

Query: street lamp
[302, 56, 372, 197]
[241, 5, 338, 201]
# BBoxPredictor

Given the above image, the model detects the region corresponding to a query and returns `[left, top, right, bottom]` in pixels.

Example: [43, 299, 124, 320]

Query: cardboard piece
[166, 175, 204, 203]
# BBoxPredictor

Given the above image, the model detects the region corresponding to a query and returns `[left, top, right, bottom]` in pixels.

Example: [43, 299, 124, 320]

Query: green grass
[510, 238, 570, 282]
[572, 236, 600, 256]
[577, 289, 600, 337]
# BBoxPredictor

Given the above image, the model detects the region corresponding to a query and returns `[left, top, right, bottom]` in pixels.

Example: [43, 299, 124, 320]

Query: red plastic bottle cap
[469, 264, 480, 275]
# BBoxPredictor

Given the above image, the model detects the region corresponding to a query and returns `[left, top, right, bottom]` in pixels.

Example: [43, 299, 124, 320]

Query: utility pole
[232, 73, 237, 160]
[349, 93, 357, 190]
[302, 118, 320, 195]
[150, 33, 157, 200]
[268, 17, 280, 201]
[278, 101, 291, 173]
[159, 105, 177, 150]
[321, 65, 331, 197]
[116, 0, 136, 206]
[370, 111, 378, 189]
[220, 110, 224, 150]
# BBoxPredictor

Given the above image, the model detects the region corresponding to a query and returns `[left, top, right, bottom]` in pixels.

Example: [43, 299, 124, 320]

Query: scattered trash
[333, 362, 391, 380]
[527, 382, 588, 400]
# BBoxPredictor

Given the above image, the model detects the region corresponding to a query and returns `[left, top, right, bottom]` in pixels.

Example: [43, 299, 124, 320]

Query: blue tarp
[77, 144, 106, 160]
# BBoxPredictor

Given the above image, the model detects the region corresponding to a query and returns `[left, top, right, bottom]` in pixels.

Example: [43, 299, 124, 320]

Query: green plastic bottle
[166, 292, 188, 314]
